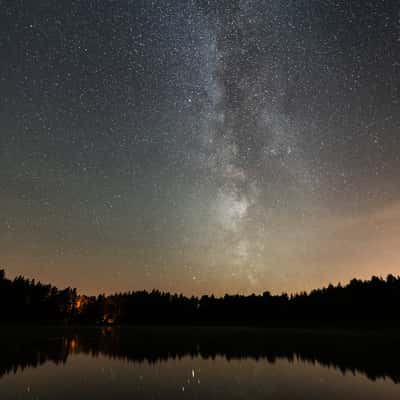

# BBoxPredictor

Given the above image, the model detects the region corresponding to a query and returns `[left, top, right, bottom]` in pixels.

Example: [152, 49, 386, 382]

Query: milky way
[1, 1, 399, 294]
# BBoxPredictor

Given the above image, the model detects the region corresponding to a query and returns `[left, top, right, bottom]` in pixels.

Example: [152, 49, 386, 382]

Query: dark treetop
[1, 270, 400, 326]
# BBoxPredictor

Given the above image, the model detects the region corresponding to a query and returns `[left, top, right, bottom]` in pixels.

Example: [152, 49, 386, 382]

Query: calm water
[0, 326, 400, 399]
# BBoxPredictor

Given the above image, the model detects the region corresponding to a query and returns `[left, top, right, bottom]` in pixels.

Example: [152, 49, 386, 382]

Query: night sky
[1, 0, 399, 295]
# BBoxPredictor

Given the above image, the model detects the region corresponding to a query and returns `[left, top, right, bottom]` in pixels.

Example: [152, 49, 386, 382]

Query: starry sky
[1, 0, 399, 295]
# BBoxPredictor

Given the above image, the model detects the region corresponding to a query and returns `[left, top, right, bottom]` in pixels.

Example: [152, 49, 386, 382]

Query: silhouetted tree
[2, 270, 400, 327]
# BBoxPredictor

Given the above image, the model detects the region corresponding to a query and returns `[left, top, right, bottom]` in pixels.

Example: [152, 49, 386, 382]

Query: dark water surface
[1, 326, 400, 399]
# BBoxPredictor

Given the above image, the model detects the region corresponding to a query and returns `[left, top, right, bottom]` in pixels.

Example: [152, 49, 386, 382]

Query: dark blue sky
[1, 0, 399, 294]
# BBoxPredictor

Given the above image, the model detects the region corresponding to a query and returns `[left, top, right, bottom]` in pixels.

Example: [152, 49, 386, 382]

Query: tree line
[1, 269, 400, 325]
[0, 270, 77, 321]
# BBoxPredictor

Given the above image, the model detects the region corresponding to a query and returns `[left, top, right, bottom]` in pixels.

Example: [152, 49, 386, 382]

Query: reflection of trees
[0, 333, 69, 377]
[1, 327, 400, 383]
[2, 269, 400, 384]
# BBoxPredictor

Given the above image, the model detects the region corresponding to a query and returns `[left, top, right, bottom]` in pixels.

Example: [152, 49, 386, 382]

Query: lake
[0, 326, 399, 399]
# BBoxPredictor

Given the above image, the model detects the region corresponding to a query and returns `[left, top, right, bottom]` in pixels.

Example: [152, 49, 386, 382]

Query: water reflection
[1, 326, 400, 399]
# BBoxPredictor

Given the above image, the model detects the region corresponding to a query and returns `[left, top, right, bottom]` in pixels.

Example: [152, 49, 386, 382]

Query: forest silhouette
[1, 269, 400, 326]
